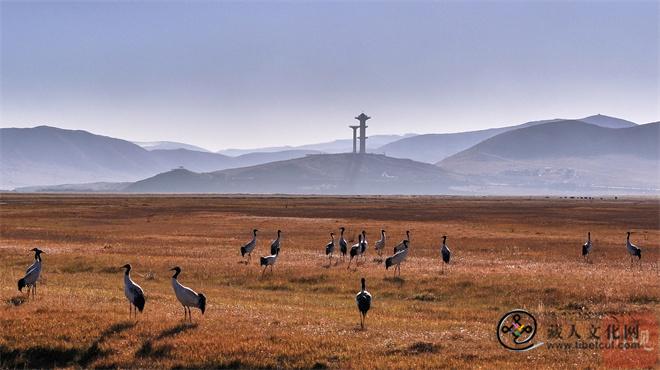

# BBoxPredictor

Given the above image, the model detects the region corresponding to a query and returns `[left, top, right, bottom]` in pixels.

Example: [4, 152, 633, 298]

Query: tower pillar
[355, 113, 371, 154]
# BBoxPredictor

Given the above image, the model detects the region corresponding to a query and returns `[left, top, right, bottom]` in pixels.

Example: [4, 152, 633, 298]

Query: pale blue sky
[1, 0, 658, 150]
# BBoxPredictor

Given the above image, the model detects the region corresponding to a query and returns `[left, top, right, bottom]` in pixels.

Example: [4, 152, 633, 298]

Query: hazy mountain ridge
[438, 121, 659, 192]
[1, 126, 162, 189]
[376, 114, 637, 163]
[133, 141, 211, 152]
[218, 134, 416, 156]
[1, 126, 322, 188]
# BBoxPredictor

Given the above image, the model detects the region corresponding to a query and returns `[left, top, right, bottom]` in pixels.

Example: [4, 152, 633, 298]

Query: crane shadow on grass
[0, 322, 136, 368]
[136, 323, 198, 359]
[78, 321, 136, 367]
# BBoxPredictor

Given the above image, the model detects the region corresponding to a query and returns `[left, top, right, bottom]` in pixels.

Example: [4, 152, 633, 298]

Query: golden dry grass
[0, 194, 658, 369]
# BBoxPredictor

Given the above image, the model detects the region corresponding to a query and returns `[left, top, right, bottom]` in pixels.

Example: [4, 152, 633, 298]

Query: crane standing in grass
[348, 234, 362, 270]
[385, 239, 409, 277]
[18, 248, 44, 298]
[270, 230, 282, 255]
[121, 264, 145, 319]
[339, 227, 348, 262]
[625, 231, 642, 267]
[324, 232, 336, 265]
[582, 232, 592, 262]
[170, 266, 206, 321]
[359, 230, 368, 261]
[374, 229, 386, 256]
[393, 230, 411, 254]
[440, 235, 451, 273]
[240, 229, 258, 264]
[260, 245, 280, 276]
[355, 278, 372, 330]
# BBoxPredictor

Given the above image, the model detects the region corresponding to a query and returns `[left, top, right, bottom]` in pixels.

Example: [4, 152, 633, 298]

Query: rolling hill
[125, 153, 465, 194]
[438, 120, 659, 192]
[376, 114, 637, 163]
[0, 126, 162, 189]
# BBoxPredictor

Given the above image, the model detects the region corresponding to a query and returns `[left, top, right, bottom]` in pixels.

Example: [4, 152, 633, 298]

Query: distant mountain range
[0, 126, 319, 189]
[375, 114, 637, 163]
[3, 114, 658, 195]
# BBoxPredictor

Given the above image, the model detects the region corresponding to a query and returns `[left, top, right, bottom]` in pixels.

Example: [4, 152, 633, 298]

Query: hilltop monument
[350, 112, 370, 154]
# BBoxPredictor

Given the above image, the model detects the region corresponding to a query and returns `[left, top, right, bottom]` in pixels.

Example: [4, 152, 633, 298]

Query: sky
[1, 1, 658, 151]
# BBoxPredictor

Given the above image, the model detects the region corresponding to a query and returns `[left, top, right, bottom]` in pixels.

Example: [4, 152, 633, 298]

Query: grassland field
[0, 194, 658, 369]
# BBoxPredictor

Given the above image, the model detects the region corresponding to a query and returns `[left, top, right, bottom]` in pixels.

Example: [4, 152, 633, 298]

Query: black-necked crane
[582, 232, 592, 262]
[359, 230, 368, 260]
[260, 246, 280, 276]
[355, 277, 372, 330]
[441, 235, 451, 273]
[240, 229, 258, 263]
[170, 266, 206, 321]
[625, 231, 642, 267]
[270, 229, 282, 256]
[324, 232, 335, 265]
[374, 229, 386, 256]
[339, 227, 348, 262]
[393, 230, 411, 254]
[347, 234, 362, 270]
[121, 264, 145, 319]
[385, 239, 409, 277]
[18, 248, 44, 298]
